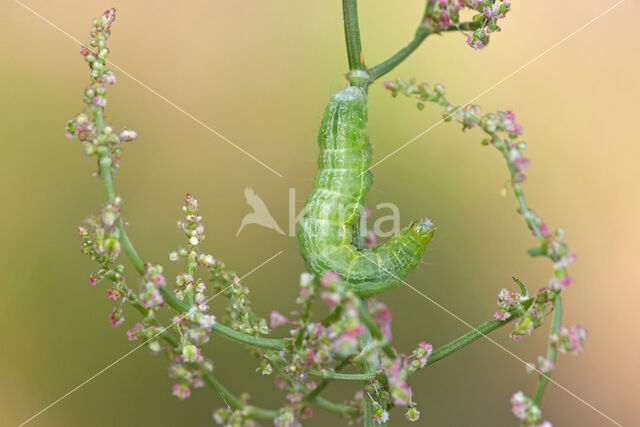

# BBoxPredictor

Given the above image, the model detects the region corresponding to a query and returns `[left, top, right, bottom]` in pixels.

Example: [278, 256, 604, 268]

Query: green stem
[314, 397, 359, 416]
[156, 286, 290, 351]
[368, 26, 431, 82]
[157, 285, 190, 311]
[303, 358, 351, 403]
[428, 316, 517, 365]
[342, 0, 364, 71]
[100, 154, 144, 274]
[308, 369, 374, 381]
[368, 15, 480, 82]
[358, 298, 381, 427]
[94, 106, 145, 276]
[294, 293, 314, 350]
[202, 373, 279, 419]
[356, 300, 395, 359]
[534, 294, 562, 405]
[212, 323, 289, 351]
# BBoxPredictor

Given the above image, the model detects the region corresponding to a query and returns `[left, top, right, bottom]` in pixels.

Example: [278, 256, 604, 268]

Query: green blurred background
[1, 0, 638, 425]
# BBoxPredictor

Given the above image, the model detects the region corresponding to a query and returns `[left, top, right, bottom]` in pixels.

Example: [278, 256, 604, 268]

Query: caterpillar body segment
[298, 86, 435, 297]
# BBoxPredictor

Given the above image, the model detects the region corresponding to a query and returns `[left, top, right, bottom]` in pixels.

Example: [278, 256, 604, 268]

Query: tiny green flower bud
[182, 344, 198, 363]
[148, 341, 161, 353]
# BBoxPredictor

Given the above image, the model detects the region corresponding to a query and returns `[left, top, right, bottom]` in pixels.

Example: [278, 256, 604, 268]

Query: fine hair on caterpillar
[298, 84, 435, 297]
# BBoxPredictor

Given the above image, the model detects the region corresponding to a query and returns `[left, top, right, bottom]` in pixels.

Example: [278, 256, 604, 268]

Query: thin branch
[202, 373, 279, 419]
[358, 299, 381, 427]
[356, 300, 395, 359]
[342, 0, 364, 71]
[428, 317, 517, 365]
[309, 369, 375, 381]
[314, 397, 359, 416]
[534, 294, 562, 405]
[368, 6, 481, 83]
[302, 358, 352, 402]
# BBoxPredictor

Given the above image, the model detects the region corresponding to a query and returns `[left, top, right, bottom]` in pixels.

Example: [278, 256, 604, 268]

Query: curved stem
[314, 396, 359, 416]
[342, 0, 364, 71]
[368, 13, 480, 82]
[368, 26, 431, 82]
[155, 286, 290, 351]
[303, 358, 351, 403]
[212, 323, 289, 351]
[201, 372, 279, 419]
[534, 294, 562, 405]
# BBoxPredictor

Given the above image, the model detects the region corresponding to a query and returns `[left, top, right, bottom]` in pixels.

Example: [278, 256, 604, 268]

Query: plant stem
[94, 106, 145, 276]
[303, 358, 351, 402]
[368, 26, 431, 82]
[368, 2, 480, 82]
[308, 369, 375, 381]
[202, 372, 279, 419]
[212, 323, 289, 351]
[342, 0, 365, 71]
[358, 299, 381, 427]
[314, 397, 359, 416]
[356, 300, 395, 359]
[155, 286, 290, 351]
[99, 154, 144, 274]
[534, 294, 562, 405]
[428, 317, 517, 365]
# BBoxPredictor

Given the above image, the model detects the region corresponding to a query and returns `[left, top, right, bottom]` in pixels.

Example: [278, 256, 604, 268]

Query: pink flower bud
[270, 311, 288, 328]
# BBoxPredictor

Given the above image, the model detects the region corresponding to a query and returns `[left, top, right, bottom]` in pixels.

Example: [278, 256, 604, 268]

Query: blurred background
[1, 0, 638, 425]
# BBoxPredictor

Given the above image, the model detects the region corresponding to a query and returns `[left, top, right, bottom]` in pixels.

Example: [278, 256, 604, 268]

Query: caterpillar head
[409, 219, 436, 245]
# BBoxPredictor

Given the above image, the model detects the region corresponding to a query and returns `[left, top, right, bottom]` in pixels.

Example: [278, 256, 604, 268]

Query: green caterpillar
[298, 85, 435, 297]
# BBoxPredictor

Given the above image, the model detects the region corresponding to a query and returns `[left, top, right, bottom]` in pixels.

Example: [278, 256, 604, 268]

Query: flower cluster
[552, 325, 587, 355]
[494, 286, 525, 321]
[321, 273, 367, 356]
[65, 8, 137, 174]
[510, 288, 554, 341]
[366, 340, 433, 424]
[510, 391, 551, 427]
[266, 273, 366, 419]
[423, 0, 511, 49]
[224, 276, 270, 337]
[526, 355, 555, 375]
[169, 196, 269, 339]
[369, 299, 392, 341]
[545, 228, 576, 291]
[78, 198, 136, 327]
[85, 194, 219, 401]
[79, 199, 122, 265]
[212, 408, 256, 427]
[138, 264, 166, 309]
[169, 359, 212, 402]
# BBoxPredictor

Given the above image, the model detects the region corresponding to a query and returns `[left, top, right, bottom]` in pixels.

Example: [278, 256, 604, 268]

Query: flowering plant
[67, 3, 585, 426]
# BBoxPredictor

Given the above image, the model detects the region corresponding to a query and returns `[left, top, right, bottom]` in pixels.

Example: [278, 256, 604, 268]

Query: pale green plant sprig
[382, 77, 585, 426]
